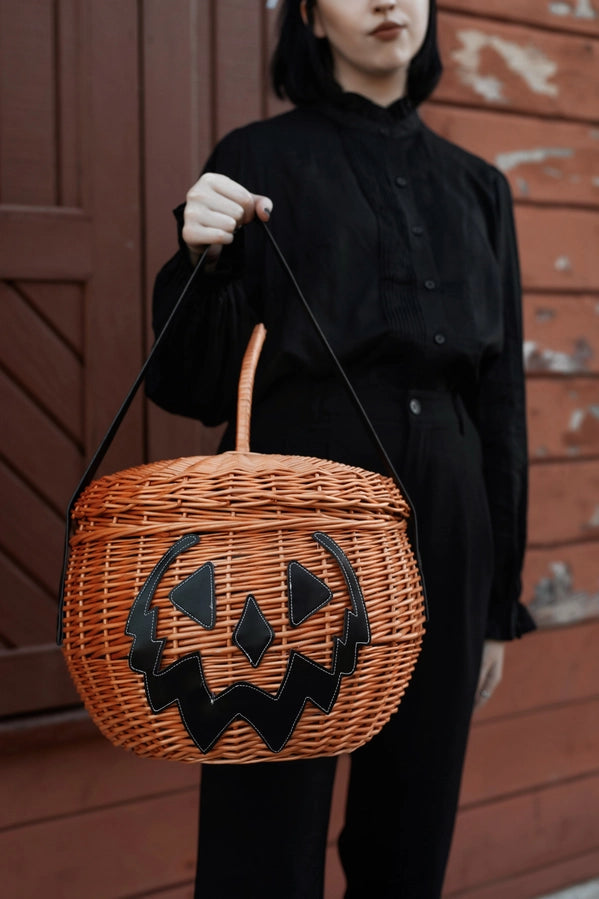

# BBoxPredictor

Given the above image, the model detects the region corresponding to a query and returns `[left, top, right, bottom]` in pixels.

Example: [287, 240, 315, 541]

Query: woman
[147, 1, 536, 896]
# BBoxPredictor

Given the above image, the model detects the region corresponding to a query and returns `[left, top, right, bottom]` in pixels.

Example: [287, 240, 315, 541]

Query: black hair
[270, 0, 443, 108]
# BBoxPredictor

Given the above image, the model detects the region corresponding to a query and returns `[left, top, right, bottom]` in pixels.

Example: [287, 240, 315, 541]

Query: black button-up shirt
[147, 92, 535, 641]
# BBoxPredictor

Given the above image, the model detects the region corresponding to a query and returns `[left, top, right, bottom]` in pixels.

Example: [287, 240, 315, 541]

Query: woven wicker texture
[61, 326, 425, 763]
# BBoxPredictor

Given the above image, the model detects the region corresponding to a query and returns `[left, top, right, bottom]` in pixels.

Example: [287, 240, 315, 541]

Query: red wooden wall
[1, 2, 598, 897]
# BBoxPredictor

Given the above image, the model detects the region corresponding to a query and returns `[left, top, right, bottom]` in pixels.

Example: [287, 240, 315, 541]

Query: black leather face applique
[125, 531, 371, 753]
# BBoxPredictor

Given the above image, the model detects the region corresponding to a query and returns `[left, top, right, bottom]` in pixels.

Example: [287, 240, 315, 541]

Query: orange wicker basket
[58, 232, 426, 764]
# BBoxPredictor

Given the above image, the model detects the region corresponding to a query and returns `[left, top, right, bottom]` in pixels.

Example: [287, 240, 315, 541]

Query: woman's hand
[182, 173, 273, 265]
[474, 639, 505, 710]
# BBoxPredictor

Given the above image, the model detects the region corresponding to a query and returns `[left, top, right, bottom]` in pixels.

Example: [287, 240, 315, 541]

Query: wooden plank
[436, 12, 599, 121]
[0, 208, 92, 279]
[516, 207, 599, 292]
[57, 0, 83, 207]
[527, 379, 599, 461]
[0, 281, 83, 441]
[0, 0, 56, 205]
[0, 708, 96, 754]
[17, 280, 83, 352]
[0, 550, 58, 647]
[445, 847, 599, 899]
[0, 367, 82, 511]
[143, 0, 213, 274]
[523, 295, 599, 377]
[144, 0, 220, 468]
[85, 0, 143, 473]
[444, 771, 599, 893]
[462, 698, 599, 805]
[475, 619, 599, 719]
[214, 0, 264, 139]
[421, 105, 599, 206]
[0, 460, 64, 595]
[0, 730, 198, 829]
[528, 460, 599, 545]
[0, 789, 198, 899]
[523, 544, 599, 627]
[0, 645, 80, 717]
[440, 0, 599, 38]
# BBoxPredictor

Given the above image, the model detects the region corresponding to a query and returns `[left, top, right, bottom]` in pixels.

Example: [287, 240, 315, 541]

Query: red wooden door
[0, 0, 143, 730]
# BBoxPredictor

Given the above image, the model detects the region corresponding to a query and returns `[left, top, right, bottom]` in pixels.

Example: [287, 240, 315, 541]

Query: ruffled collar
[311, 90, 421, 137]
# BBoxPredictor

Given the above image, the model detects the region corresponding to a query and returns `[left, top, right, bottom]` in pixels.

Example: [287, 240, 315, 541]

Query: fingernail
[264, 206, 272, 219]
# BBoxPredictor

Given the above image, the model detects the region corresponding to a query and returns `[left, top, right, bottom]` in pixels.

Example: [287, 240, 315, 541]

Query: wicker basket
[61, 324, 426, 763]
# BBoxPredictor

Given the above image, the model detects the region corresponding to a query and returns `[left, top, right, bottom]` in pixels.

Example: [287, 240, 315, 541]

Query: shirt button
[411, 225, 424, 235]
[424, 280, 436, 290]
[409, 398, 422, 415]
[434, 332, 446, 345]
[395, 176, 408, 187]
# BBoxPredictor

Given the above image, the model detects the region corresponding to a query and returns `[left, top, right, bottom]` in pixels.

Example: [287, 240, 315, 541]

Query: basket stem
[236, 324, 267, 452]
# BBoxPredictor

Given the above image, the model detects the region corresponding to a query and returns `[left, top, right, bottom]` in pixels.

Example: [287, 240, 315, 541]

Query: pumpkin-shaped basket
[58, 236, 426, 764]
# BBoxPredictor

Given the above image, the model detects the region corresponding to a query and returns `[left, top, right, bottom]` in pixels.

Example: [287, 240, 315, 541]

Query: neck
[333, 64, 408, 108]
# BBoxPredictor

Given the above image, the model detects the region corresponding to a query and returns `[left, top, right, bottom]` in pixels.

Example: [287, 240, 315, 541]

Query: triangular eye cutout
[288, 561, 333, 627]
[169, 562, 215, 629]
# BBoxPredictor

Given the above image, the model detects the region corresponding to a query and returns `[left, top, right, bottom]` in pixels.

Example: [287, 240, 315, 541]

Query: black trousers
[194, 372, 492, 898]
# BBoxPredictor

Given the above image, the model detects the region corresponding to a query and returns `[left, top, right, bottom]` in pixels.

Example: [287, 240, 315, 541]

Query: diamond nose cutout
[233, 595, 275, 667]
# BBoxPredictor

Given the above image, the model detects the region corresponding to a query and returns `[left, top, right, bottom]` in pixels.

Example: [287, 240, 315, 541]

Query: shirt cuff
[485, 600, 537, 640]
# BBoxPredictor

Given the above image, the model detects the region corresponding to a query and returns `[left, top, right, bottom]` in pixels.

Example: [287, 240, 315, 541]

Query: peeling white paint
[565, 405, 599, 450]
[548, 0, 598, 20]
[554, 255, 572, 272]
[516, 177, 530, 196]
[540, 878, 599, 899]
[530, 560, 599, 627]
[592, 176, 599, 187]
[524, 338, 593, 373]
[544, 166, 564, 178]
[452, 30, 559, 103]
[588, 506, 599, 528]
[535, 307, 556, 321]
[549, 1, 571, 13]
[495, 146, 574, 173]
[569, 408, 585, 431]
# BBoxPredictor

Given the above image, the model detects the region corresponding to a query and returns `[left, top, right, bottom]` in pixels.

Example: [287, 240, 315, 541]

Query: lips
[370, 20, 405, 37]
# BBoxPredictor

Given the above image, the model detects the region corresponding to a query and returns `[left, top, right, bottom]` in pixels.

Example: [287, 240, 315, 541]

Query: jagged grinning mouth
[125, 532, 371, 753]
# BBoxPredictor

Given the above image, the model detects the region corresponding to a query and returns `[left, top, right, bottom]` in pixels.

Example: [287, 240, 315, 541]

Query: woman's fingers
[474, 640, 505, 710]
[182, 173, 273, 268]
[184, 174, 273, 252]
[253, 194, 273, 222]
[183, 210, 238, 247]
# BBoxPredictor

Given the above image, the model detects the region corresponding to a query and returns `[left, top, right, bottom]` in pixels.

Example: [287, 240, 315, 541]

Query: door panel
[0, 1, 142, 719]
